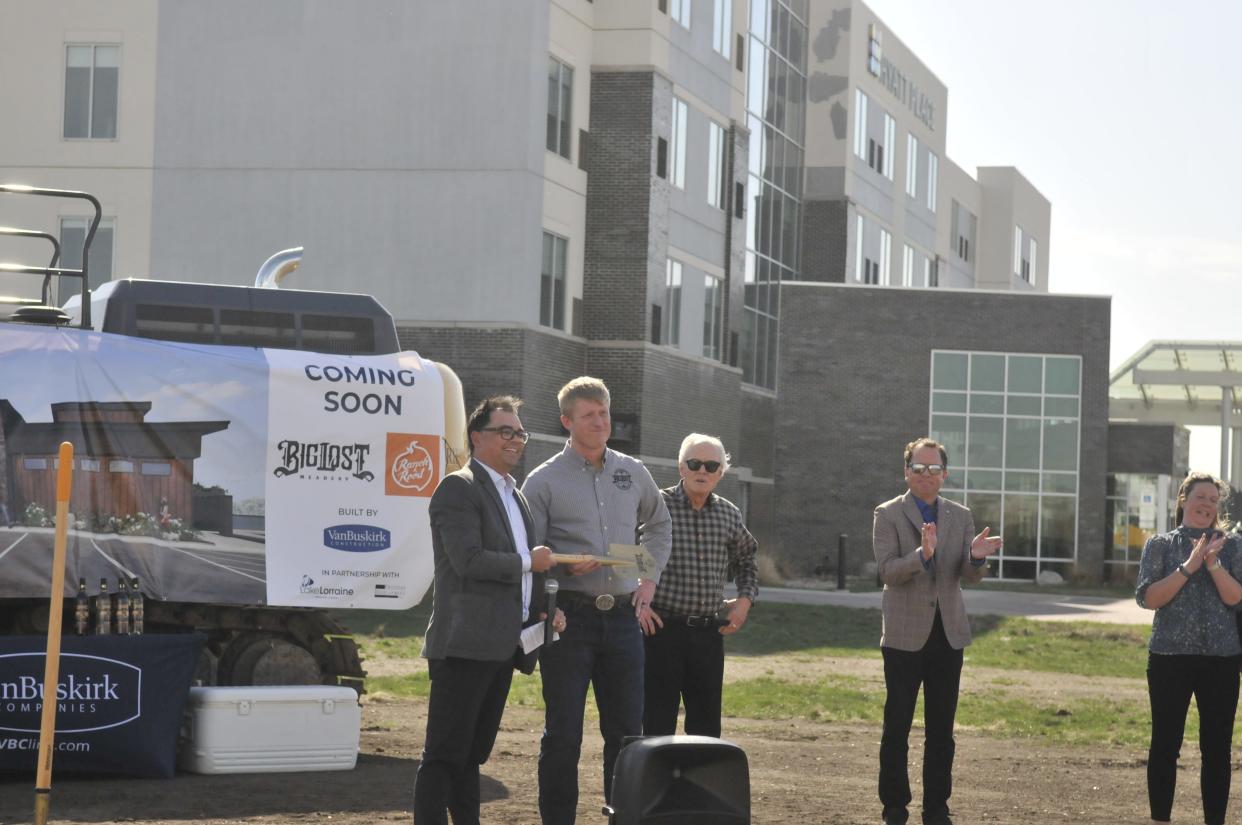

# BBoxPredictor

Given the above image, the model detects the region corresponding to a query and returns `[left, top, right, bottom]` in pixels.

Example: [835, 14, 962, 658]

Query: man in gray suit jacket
[873, 437, 1002, 825]
[414, 395, 564, 825]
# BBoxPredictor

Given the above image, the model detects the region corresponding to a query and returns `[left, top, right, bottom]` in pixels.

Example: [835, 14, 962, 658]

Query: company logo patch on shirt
[612, 469, 633, 490]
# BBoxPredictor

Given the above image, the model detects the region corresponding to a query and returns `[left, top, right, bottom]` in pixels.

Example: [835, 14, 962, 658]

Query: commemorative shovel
[34, 442, 73, 825]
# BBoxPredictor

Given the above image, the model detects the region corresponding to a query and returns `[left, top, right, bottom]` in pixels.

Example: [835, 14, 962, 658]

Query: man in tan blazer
[873, 437, 1002, 825]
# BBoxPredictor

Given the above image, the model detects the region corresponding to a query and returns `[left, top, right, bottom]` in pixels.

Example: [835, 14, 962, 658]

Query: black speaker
[603, 735, 749, 825]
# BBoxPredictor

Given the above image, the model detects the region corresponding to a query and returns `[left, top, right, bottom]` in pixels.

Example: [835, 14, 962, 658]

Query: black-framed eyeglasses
[907, 463, 945, 476]
[480, 426, 530, 443]
[685, 458, 722, 473]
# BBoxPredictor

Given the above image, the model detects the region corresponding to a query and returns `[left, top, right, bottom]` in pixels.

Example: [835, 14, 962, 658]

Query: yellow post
[33, 441, 73, 825]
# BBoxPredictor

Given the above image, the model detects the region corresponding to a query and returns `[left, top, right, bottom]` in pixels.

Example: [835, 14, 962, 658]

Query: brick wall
[799, 198, 849, 282]
[774, 284, 1112, 581]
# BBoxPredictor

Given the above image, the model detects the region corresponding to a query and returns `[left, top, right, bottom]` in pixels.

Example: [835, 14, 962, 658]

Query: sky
[864, 0, 1242, 473]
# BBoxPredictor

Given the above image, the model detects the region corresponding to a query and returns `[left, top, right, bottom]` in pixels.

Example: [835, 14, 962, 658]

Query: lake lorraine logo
[385, 433, 439, 497]
[0, 652, 140, 733]
[272, 440, 374, 482]
[323, 524, 391, 553]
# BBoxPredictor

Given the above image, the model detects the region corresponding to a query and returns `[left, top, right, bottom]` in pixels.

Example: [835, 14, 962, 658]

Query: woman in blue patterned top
[1136, 472, 1242, 825]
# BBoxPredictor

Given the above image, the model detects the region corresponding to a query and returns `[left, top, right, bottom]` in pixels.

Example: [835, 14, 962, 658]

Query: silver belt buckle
[594, 594, 615, 611]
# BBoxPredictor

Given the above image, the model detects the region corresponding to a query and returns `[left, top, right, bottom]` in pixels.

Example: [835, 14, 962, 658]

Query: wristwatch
[1177, 563, 1192, 578]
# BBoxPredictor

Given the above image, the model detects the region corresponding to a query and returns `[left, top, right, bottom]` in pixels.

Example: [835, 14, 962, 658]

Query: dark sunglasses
[480, 426, 530, 443]
[685, 458, 722, 473]
[907, 463, 945, 476]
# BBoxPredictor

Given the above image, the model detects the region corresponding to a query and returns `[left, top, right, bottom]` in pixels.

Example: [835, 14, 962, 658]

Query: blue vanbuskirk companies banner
[0, 633, 202, 777]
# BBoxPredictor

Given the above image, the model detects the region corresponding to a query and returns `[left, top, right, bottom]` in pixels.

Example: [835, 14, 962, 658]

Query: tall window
[546, 57, 573, 159]
[670, 0, 691, 28]
[64, 44, 118, 139]
[712, 0, 732, 58]
[540, 231, 567, 330]
[58, 217, 114, 301]
[879, 228, 891, 284]
[853, 89, 868, 161]
[926, 151, 939, 211]
[664, 259, 682, 346]
[1013, 226, 1023, 277]
[707, 121, 727, 209]
[742, 0, 806, 389]
[905, 134, 919, 198]
[702, 274, 723, 360]
[930, 351, 1082, 581]
[951, 200, 975, 263]
[881, 113, 895, 180]
[902, 244, 915, 287]
[1028, 236, 1038, 284]
[670, 97, 689, 189]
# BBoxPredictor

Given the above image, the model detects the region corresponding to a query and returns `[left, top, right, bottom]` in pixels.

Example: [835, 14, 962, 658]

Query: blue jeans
[538, 605, 644, 825]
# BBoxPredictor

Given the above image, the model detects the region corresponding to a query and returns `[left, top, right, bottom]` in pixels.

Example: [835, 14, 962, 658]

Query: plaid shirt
[651, 481, 759, 617]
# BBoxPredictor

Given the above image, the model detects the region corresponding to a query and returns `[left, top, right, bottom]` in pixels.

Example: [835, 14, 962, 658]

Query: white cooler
[178, 685, 361, 774]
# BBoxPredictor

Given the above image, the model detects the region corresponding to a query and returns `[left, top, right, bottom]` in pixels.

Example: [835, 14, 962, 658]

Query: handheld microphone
[544, 578, 559, 646]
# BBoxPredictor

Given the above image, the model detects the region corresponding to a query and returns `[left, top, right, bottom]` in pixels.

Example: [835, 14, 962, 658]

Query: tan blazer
[872, 492, 987, 652]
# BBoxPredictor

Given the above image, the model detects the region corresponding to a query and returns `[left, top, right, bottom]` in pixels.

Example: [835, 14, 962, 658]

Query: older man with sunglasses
[641, 433, 758, 737]
[873, 436, 1002, 825]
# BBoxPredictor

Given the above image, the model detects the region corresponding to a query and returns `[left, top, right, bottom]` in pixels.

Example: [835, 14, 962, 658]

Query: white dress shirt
[480, 461, 533, 622]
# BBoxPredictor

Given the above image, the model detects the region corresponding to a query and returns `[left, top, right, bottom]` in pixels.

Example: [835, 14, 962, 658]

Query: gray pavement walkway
[751, 585, 1152, 625]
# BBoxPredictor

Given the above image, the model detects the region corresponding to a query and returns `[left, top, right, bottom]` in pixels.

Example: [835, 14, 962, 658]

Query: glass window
[968, 417, 1003, 468]
[881, 113, 895, 179]
[932, 391, 967, 413]
[966, 493, 1002, 541]
[58, 217, 114, 297]
[546, 57, 573, 159]
[1029, 237, 1038, 283]
[703, 274, 723, 360]
[671, 97, 689, 189]
[931, 414, 966, 464]
[925, 151, 938, 211]
[540, 231, 567, 330]
[1004, 471, 1040, 492]
[970, 354, 1005, 391]
[853, 89, 868, 160]
[967, 470, 1002, 491]
[970, 394, 1004, 414]
[1044, 397, 1079, 417]
[1007, 356, 1041, 393]
[64, 44, 118, 139]
[670, 0, 691, 28]
[1045, 357, 1080, 395]
[932, 352, 968, 390]
[712, 0, 732, 57]
[79, 459, 101, 472]
[664, 259, 682, 346]
[931, 350, 1081, 580]
[1005, 419, 1041, 469]
[708, 121, 727, 209]
[879, 229, 891, 284]
[141, 462, 172, 476]
[1007, 395, 1041, 416]
[1040, 497, 1076, 558]
[23, 458, 48, 471]
[905, 133, 919, 198]
[902, 244, 914, 287]
[1043, 418, 1078, 471]
[1013, 225, 1024, 276]
[109, 459, 134, 473]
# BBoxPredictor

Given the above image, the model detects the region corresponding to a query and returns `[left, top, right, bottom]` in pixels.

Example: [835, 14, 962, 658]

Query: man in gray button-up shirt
[522, 376, 671, 825]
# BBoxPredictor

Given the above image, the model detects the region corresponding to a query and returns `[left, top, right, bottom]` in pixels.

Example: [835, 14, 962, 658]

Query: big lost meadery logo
[0, 653, 141, 732]
[272, 440, 374, 482]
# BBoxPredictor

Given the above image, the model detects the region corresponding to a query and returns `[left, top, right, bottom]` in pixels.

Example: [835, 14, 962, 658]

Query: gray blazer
[421, 458, 541, 664]
[872, 492, 987, 652]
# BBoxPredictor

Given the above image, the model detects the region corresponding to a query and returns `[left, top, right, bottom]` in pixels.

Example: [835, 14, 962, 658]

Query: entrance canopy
[1110, 341, 1242, 483]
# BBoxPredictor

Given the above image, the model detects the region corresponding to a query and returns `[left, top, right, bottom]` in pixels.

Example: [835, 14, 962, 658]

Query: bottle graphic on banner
[96, 578, 111, 634]
[116, 578, 131, 635]
[74, 578, 90, 635]
[130, 577, 144, 635]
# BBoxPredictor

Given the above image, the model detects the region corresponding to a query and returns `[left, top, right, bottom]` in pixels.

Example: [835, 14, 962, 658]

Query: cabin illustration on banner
[0, 399, 229, 524]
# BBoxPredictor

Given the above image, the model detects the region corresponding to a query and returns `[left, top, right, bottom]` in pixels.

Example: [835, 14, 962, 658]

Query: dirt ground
[0, 654, 1222, 825]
